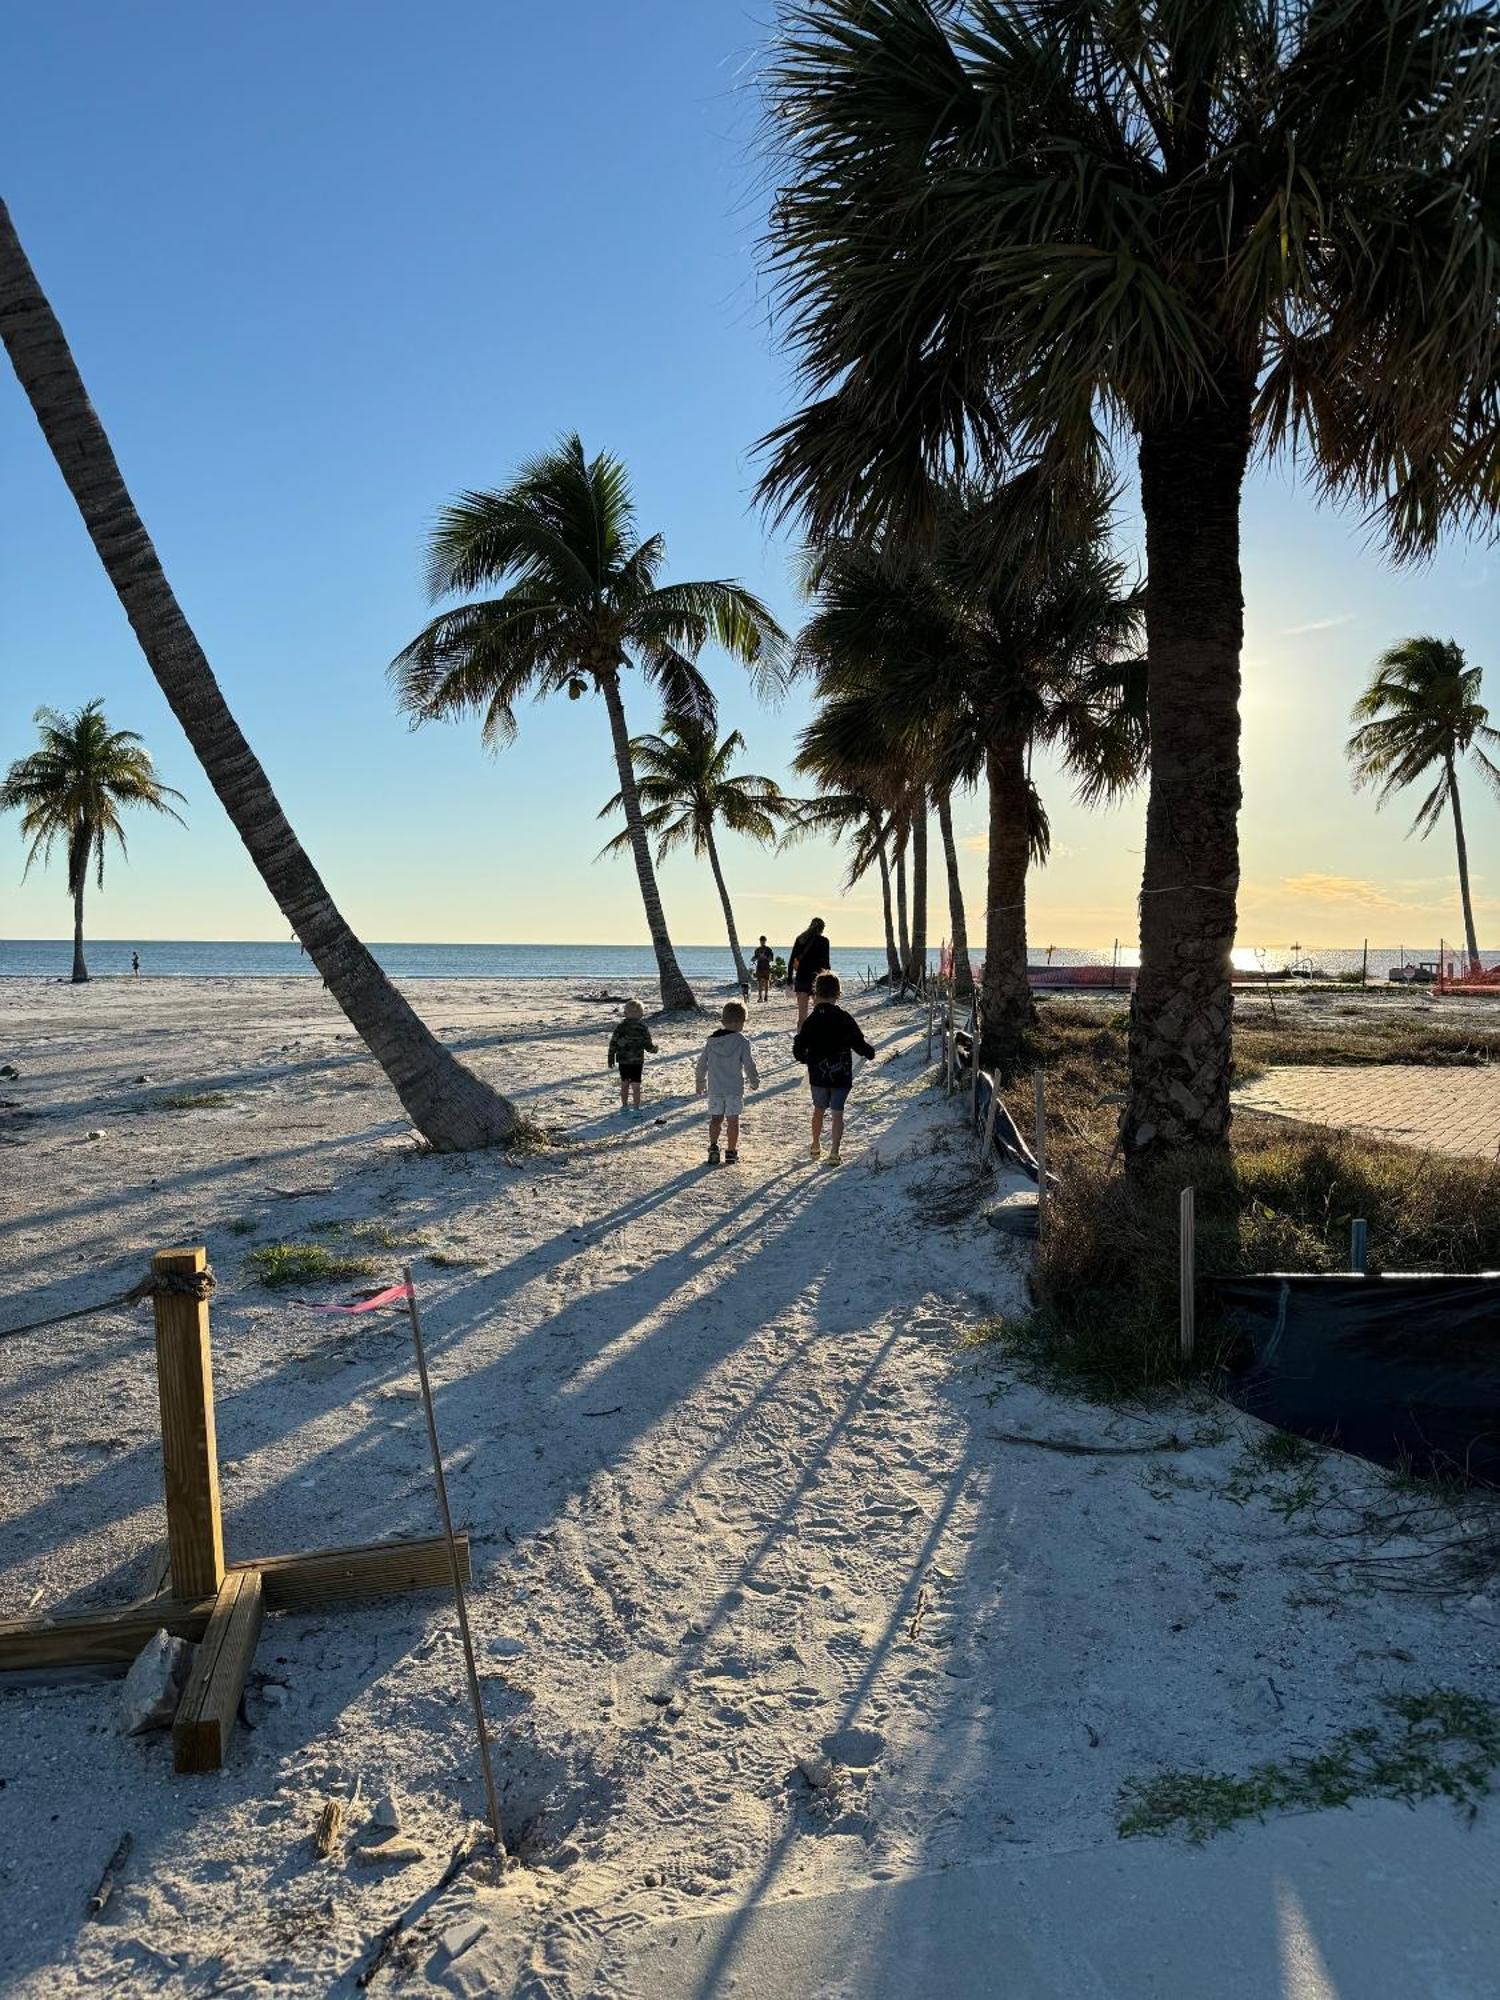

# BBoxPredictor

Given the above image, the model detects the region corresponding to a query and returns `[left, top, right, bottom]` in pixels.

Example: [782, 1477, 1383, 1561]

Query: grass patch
[225, 1215, 259, 1238]
[243, 1242, 381, 1290]
[425, 1249, 482, 1269]
[306, 1218, 428, 1250]
[1119, 1690, 1500, 1840]
[992, 1007, 1500, 1399]
[159, 1090, 232, 1111]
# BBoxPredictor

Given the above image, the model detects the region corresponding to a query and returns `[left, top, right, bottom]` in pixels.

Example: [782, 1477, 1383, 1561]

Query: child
[791, 971, 875, 1165]
[607, 999, 657, 1116]
[752, 935, 775, 1003]
[695, 1000, 760, 1165]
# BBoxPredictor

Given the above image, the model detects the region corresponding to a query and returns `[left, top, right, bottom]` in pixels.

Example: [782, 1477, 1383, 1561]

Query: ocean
[1, 939, 1492, 982]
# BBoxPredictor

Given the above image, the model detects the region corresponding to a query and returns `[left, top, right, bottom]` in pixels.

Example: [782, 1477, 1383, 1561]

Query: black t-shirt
[792, 1002, 876, 1087]
[752, 944, 774, 971]
[789, 928, 830, 988]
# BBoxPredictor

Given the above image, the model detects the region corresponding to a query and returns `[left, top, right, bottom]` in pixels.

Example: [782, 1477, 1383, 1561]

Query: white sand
[0, 977, 1494, 1996]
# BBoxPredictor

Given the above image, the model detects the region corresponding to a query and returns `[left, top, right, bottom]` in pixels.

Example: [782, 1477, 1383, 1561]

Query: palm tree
[598, 718, 793, 988]
[782, 783, 903, 986]
[389, 437, 786, 1012]
[760, 0, 1500, 1157]
[1, 702, 185, 983]
[1348, 638, 1500, 975]
[796, 485, 1144, 1072]
[0, 199, 516, 1150]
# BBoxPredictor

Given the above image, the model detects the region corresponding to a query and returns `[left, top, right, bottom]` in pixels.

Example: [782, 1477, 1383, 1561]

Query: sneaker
[725, 1149, 739, 1164]
[708, 1144, 722, 1165]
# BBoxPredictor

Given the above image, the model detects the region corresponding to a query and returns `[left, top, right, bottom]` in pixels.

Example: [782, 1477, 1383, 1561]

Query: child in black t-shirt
[790, 971, 876, 1165]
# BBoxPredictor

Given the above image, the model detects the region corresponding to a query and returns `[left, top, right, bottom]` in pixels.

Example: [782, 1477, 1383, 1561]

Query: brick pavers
[1234, 1064, 1500, 1161]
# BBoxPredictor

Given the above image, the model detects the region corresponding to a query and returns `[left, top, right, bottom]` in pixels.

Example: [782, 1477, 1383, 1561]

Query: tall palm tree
[0, 199, 516, 1150]
[760, 0, 1500, 1158]
[1, 701, 185, 983]
[598, 718, 793, 988]
[782, 783, 903, 986]
[389, 437, 786, 1012]
[1348, 638, 1500, 974]
[796, 486, 1144, 1072]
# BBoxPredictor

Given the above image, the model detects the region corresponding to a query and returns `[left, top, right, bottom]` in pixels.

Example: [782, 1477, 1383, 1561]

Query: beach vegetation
[0, 200, 520, 1151]
[243, 1242, 382, 1290]
[1347, 637, 1500, 977]
[0, 701, 184, 985]
[758, 0, 1500, 1168]
[389, 436, 787, 1013]
[598, 718, 793, 990]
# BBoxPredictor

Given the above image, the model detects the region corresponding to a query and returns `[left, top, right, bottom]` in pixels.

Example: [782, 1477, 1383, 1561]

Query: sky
[3, 0, 1498, 956]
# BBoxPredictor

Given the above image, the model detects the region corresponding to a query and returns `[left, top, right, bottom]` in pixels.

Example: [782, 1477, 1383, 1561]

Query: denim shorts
[809, 1082, 850, 1112]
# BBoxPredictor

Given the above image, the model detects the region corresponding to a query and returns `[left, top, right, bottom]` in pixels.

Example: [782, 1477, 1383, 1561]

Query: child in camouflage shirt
[607, 999, 658, 1116]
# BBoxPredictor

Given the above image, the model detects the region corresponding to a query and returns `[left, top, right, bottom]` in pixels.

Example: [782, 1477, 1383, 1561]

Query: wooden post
[979, 1074, 998, 1164]
[969, 1028, 979, 1127]
[1350, 1217, 1368, 1274]
[1033, 1073, 1047, 1242]
[152, 1247, 224, 1600]
[172, 1569, 264, 1772]
[1361, 938, 1368, 989]
[926, 984, 935, 1062]
[1179, 1188, 1196, 1362]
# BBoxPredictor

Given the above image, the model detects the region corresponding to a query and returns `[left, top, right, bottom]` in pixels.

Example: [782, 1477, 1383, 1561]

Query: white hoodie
[695, 1027, 761, 1098]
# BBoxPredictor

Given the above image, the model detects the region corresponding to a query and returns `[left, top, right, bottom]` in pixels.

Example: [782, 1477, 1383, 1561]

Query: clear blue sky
[3, 1, 1497, 952]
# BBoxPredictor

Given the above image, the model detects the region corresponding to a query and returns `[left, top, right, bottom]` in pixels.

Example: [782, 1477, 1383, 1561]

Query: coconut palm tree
[598, 717, 793, 988]
[796, 485, 1144, 1072]
[1348, 638, 1500, 975]
[760, 0, 1500, 1157]
[782, 782, 903, 986]
[389, 437, 786, 1012]
[0, 199, 516, 1150]
[1, 702, 185, 983]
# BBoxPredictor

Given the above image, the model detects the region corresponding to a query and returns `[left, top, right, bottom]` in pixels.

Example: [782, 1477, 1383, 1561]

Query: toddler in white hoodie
[694, 1000, 761, 1165]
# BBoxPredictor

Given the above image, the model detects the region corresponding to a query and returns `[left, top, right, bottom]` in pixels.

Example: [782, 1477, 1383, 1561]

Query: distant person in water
[607, 999, 657, 1117]
[792, 971, 875, 1167]
[752, 936, 774, 1004]
[131, 950, 140, 978]
[695, 1000, 760, 1166]
[788, 917, 830, 1026]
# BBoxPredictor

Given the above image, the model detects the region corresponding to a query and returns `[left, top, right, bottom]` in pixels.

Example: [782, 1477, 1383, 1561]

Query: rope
[0, 1264, 216, 1343]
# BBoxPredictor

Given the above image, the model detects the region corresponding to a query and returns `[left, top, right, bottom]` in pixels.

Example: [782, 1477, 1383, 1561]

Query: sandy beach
[1, 976, 1496, 1996]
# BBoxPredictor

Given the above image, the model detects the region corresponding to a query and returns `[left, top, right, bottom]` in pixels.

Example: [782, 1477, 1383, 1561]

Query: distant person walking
[131, 950, 140, 978]
[607, 998, 658, 1117]
[752, 935, 774, 1004]
[788, 917, 830, 1026]
[792, 971, 875, 1167]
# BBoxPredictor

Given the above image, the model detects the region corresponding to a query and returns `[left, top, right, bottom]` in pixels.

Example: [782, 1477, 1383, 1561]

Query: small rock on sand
[353, 1836, 425, 1868]
[798, 1754, 835, 1790]
[368, 1793, 402, 1833]
[119, 1630, 194, 1735]
[441, 1918, 487, 1960]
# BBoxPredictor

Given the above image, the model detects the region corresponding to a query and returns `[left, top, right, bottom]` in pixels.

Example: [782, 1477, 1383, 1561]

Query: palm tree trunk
[1124, 386, 1254, 1164]
[876, 840, 901, 986]
[936, 788, 973, 999]
[895, 836, 911, 973]
[704, 823, 750, 990]
[70, 875, 88, 984]
[979, 731, 1035, 1077]
[1447, 754, 1483, 974]
[598, 668, 696, 1010]
[0, 198, 514, 1151]
[906, 797, 928, 990]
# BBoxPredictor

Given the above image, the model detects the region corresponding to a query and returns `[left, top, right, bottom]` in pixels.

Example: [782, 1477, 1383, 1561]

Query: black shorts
[618, 1060, 643, 1084]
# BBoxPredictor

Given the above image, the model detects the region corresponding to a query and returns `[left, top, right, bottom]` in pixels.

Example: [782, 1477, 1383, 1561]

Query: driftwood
[987, 1430, 1189, 1457]
[88, 1832, 132, 1918]
[313, 1800, 343, 1859]
[355, 1835, 483, 1989]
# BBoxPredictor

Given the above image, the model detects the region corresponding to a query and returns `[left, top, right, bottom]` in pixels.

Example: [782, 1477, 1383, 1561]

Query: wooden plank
[236, 1533, 469, 1611]
[136, 1537, 173, 1603]
[152, 1247, 225, 1599]
[173, 1569, 264, 1772]
[0, 1596, 215, 1674]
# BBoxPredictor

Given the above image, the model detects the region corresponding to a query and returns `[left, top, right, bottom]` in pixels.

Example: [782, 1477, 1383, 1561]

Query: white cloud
[1278, 614, 1355, 637]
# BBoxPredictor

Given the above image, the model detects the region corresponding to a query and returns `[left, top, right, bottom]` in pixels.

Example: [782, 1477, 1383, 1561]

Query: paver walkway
[1235, 1063, 1500, 1160]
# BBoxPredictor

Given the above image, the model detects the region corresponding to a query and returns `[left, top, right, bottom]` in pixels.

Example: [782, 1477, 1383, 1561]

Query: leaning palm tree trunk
[936, 789, 973, 999]
[875, 841, 901, 986]
[1124, 395, 1252, 1160]
[0, 199, 515, 1151]
[1446, 755, 1483, 974]
[979, 733, 1036, 1077]
[906, 799, 928, 991]
[597, 670, 697, 1010]
[704, 824, 751, 990]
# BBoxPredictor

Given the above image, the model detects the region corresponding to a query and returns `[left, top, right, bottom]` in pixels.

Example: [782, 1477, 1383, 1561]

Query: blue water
[3, 938, 1494, 983]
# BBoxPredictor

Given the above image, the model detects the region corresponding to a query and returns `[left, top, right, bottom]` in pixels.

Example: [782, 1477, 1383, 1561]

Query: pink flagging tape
[310, 1282, 414, 1315]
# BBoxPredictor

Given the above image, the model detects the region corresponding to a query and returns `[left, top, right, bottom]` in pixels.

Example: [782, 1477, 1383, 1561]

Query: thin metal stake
[403, 1265, 505, 1859]
[1350, 1217, 1368, 1274]
[1033, 1072, 1048, 1244]
[1179, 1189, 1196, 1362]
